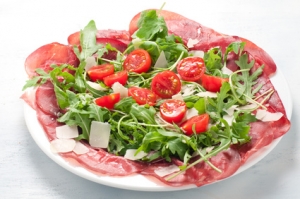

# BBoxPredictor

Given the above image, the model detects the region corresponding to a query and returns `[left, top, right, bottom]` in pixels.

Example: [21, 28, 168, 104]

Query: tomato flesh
[95, 93, 120, 109]
[181, 114, 210, 135]
[128, 87, 157, 106]
[123, 49, 152, 73]
[151, 71, 181, 99]
[201, 74, 228, 92]
[103, 71, 128, 87]
[177, 57, 205, 82]
[87, 63, 114, 82]
[160, 99, 187, 123]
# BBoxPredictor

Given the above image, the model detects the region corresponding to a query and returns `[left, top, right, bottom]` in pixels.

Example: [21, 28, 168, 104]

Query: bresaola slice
[25, 42, 79, 78]
[22, 9, 291, 188]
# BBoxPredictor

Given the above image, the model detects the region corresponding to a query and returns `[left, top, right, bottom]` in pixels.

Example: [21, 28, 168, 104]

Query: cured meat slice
[67, 29, 131, 46]
[61, 147, 146, 176]
[35, 81, 60, 117]
[68, 31, 128, 60]
[25, 42, 79, 78]
[140, 148, 241, 187]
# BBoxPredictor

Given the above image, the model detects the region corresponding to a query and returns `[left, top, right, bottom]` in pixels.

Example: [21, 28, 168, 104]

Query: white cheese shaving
[131, 38, 142, 49]
[73, 141, 89, 155]
[223, 114, 234, 126]
[224, 105, 238, 116]
[56, 125, 79, 139]
[124, 149, 147, 160]
[89, 121, 111, 148]
[256, 109, 284, 122]
[189, 50, 204, 58]
[154, 164, 180, 177]
[86, 81, 108, 91]
[187, 38, 199, 48]
[185, 108, 199, 120]
[181, 84, 196, 96]
[196, 91, 218, 98]
[112, 82, 128, 99]
[221, 66, 233, 75]
[154, 51, 168, 68]
[172, 93, 184, 101]
[85, 56, 97, 71]
[50, 139, 76, 153]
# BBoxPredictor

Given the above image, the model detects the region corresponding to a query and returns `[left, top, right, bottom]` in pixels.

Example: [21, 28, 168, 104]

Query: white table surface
[1, 0, 299, 198]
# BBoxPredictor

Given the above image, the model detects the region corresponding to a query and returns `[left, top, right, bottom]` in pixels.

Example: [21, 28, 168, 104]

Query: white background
[1, 0, 299, 198]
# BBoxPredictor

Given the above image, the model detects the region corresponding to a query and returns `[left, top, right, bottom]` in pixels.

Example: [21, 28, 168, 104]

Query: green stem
[165, 139, 231, 181]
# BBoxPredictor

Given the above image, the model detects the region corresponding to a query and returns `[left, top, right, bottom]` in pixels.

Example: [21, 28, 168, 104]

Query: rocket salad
[23, 9, 282, 181]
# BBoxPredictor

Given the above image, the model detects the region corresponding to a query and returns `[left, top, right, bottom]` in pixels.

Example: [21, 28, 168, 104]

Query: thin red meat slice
[20, 88, 37, 110]
[67, 29, 131, 46]
[35, 81, 60, 117]
[36, 108, 60, 141]
[68, 31, 128, 60]
[25, 42, 79, 78]
[61, 148, 146, 176]
[140, 148, 241, 187]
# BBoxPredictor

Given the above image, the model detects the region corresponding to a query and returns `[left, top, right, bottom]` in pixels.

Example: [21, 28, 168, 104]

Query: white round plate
[24, 67, 292, 191]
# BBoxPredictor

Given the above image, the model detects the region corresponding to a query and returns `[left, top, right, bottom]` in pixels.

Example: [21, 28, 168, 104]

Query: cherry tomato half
[180, 113, 210, 136]
[128, 87, 157, 106]
[177, 57, 205, 82]
[123, 49, 151, 73]
[103, 71, 128, 87]
[95, 93, 120, 109]
[151, 71, 181, 99]
[87, 63, 114, 82]
[160, 99, 187, 123]
[200, 74, 228, 92]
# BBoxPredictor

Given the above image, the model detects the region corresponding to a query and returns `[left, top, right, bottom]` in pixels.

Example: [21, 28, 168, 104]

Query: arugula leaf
[136, 10, 168, 40]
[130, 103, 156, 124]
[204, 47, 223, 73]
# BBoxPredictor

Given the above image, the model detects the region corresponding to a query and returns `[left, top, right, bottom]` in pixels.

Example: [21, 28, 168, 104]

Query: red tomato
[177, 57, 205, 82]
[160, 99, 187, 123]
[201, 74, 228, 92]
[123, 49, 152, 73]
[128, 87, 157, 106]
[151, 71, 181, 99]
[95, 93, 120, 109]
[180, 114, 210, 136]
[87, 64, 114, 82]
[103, 71, 128, 87]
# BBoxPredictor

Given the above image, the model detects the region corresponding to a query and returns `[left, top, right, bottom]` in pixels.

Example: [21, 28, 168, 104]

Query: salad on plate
[22, 7, 291, 188]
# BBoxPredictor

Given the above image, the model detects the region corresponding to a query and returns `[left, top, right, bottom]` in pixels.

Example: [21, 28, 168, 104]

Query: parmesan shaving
[172, 93, 184, 101]
[124, 149, 147, 160]
[89, 121, 111, 148]
[196, 91, 218, 98]
[256, 109, 284, 122]
[222, 66, 233, 75]
[73, 141, 89, 155]
[85, 56, 97, 71]
[50, 139, 76, 153]
[154, 51, 168, 68]
[56, 125, 79, 139]
[112, 82, 128, 99]
[189, 50, 204, 58]
[86, 81, 108, 91]
[154, 165, 180, 177]
[187, 38, 199, 48]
